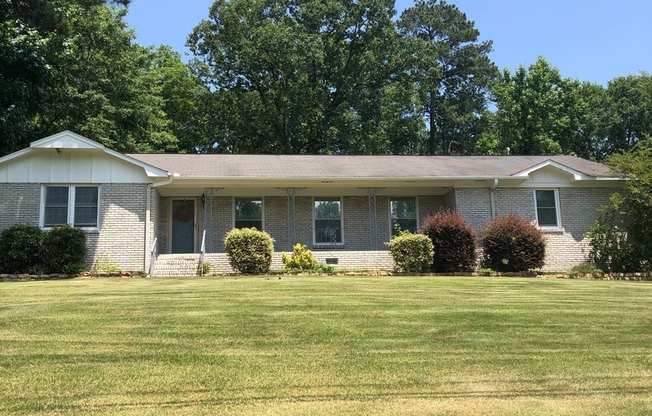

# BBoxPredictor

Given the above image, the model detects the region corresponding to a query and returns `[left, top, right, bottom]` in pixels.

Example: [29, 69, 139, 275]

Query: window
[235, 198, 263, 229]
[390, 197, 417, 235]
[42, 186, 100, 228]
[535, 189, 560, 228]
[314, 198, 342, 245]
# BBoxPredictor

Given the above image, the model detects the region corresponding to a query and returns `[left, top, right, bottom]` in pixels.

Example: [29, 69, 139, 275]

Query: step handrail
[148, 237, 158, 276]
[199, 230, 206, 276]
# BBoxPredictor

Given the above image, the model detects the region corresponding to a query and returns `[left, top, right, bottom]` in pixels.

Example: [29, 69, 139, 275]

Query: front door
[171, 199, 195, 253]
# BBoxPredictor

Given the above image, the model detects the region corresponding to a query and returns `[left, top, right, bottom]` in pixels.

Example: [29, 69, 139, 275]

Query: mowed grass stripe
[1, 276, 651, 415]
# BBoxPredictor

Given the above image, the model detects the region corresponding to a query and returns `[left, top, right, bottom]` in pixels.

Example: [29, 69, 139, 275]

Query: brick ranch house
[0, 131, 624, 274]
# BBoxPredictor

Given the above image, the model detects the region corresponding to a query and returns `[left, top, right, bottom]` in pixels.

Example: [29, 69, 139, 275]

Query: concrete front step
[151, 254, 202, 276]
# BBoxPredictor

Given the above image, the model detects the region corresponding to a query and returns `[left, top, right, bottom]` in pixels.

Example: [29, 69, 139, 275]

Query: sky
[124, 0, 652, 86]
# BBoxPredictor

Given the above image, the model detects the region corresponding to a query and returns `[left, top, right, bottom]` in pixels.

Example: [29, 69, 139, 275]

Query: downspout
[144, 173, 175, 271]
[490, 179, 499, 219]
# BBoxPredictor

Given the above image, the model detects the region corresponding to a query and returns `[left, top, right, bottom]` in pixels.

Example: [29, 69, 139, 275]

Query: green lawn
[1, 276, 652, 415]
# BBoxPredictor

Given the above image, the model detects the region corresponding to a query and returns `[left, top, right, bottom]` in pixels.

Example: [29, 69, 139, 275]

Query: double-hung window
[314, 198, 343, 245]
[534, 189, 560, 228]
[42, 185, 100, 229]
[390, 197, 417, 235]
[234, 198, 263, 229]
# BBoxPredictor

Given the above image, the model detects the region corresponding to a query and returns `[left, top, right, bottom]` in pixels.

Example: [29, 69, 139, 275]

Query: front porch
[148, 184, 457, 275]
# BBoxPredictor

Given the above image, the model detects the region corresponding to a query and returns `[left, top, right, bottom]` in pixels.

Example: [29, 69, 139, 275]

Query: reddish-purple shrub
[482, 213, 546, 272]
[420, 210, 477, 272]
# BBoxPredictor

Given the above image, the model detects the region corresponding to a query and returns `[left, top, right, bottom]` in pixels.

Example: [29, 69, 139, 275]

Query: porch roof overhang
[153, 176, 527, 197]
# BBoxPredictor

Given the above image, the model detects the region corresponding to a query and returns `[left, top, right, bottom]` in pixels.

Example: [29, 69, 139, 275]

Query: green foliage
[197, 261, 212, 276]
[224, 228, 274, 274]
[587, 205, 634, 273]
[484, 57, 572, 156]
[41, 224, 88, 275]
[189, 0, 405, 155]
[92, 254, 120, 273]
[315, 263, 336, 274]
[0, 224, 45, 274]
[588, 138, 652, 272]
[282, 244, 318, 271]
[482, 213, 546, 272]
[387, 231, 434, 273]
[420, 210, 477, 272]
[397, 0, 497, 155]
[0, 224, 88, 275]
[605, 75, 652, 154]
[0, 0, 190, 156]
[569, 263, 603, 276]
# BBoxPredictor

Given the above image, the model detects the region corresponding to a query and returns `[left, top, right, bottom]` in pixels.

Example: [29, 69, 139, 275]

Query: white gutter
[490, 178, 499, 219]
[144, 173, 177, 271]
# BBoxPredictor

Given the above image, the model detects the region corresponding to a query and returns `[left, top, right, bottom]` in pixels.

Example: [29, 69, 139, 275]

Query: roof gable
[29, 131, 105, 150]
[0, 131, 169, 179]
[513, 160, 586, 181]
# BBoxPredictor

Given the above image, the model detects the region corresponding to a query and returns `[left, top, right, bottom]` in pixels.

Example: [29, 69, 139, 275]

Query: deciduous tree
[188, 0, 423, 154]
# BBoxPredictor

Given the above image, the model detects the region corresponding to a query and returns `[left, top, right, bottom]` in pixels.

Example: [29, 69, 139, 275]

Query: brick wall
[418, 195, 446, 225]
[443, 189, 456, 210]
[0, 184, 40, 231]
[204, 249, 394, 274]
[494, 188, 535, 220]
[455, 188, 493, 231]
[88, 183, 149, 271]
[265, 196, 289, 250]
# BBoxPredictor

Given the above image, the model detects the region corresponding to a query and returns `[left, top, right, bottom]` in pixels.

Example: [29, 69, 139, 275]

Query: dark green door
[171, 200, 195, 253]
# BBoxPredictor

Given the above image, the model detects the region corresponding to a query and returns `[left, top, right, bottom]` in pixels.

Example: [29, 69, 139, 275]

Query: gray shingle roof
[126, 154, 614, 179]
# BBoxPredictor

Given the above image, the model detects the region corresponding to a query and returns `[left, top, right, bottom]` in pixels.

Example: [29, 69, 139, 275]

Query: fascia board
[0, 148, 31, 165]
[167, 175, 521, 181]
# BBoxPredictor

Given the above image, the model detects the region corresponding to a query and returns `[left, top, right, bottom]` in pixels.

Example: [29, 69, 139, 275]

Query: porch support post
[203, 187, 224, 252]
[277, 187, 305, 250]
[360, 187, 384, 250]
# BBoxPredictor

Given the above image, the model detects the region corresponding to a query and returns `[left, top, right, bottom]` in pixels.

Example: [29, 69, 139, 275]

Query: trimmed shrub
[224, 227, 274, 274]
[387, 231, 434, 273]
[282, 243, 318, 271]
[420, 210, 477, 272]
[0, 224, 45, 274]
[482, 213, 546, 272]
[41, 224, 87, 274]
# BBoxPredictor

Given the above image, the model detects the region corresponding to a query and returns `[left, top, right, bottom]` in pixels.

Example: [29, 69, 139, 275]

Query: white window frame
[389, 197, 419, 237]
[534, 189, 561, 229]
[233, 197, 264, 230]
[40, 185, 101, 230]
[313, 197, 344, 246]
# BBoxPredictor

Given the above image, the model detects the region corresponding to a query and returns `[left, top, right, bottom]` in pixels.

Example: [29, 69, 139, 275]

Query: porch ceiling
[154, 177, 525, 197]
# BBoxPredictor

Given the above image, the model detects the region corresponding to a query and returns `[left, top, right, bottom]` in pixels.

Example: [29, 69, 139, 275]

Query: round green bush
[0, 224, 45, 274]
[41, 224, 87, 274]
[421, 210, 477, 272]
[387, 231, 434, 273]
[224, 227, 274, 274]
[482, 213, 546, 272]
